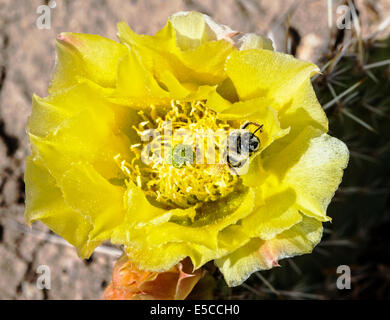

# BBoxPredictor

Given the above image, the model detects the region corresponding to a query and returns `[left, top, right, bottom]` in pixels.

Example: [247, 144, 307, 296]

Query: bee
[225, 122, 263, 169]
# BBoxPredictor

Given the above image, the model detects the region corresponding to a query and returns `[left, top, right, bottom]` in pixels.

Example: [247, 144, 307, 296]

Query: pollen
[115, 100, 240, 209]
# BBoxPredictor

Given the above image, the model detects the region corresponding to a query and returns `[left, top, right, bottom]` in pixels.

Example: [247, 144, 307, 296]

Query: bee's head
[241, 131, 260, 153]
[227, 129, 261, 155]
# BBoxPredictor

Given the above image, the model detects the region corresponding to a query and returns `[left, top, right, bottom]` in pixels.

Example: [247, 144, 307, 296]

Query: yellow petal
[50, 33, 127, 93]
[225, 49, 328, 133]
[117, 15, 235, 87]
[29, 81, 115, 137]
[124, 242, 214, 273]
[216, 215, 322, 286]
[238, 33, 274, 51]
[111, 44, 218, 104]
[134, 188, 253, 249]
[114, 49, 170, 104]
[205, 89, 233, 113]
[264, 126, 349, 221]
[60, 162, 125, 242]
[169, 11, 237, 49]
[110, 182, 165, 243]
[25, 158, 97, 258]
[114, 188, 255, 271]
[278, 78, 329, 138]
[226, 49, 319, 101]
[28, 94, 73, 138]
[239, 189, 302, 240]
[28, 82, 130, 181]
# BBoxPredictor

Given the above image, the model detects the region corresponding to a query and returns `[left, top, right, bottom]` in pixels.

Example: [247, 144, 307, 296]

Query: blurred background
[0, 0, 389, 299]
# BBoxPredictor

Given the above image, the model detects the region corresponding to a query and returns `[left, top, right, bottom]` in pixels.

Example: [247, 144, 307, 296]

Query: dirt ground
[0, 0, 389, 299]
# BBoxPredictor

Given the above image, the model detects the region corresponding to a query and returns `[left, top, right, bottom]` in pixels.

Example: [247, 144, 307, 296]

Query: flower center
[115, 100, 241, 209]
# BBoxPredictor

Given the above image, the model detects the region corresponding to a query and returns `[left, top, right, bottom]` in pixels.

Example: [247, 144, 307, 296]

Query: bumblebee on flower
[25, 11, 349, 297]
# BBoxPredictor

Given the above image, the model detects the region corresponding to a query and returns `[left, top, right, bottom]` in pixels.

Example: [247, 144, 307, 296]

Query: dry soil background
[0, 0, 389, 299]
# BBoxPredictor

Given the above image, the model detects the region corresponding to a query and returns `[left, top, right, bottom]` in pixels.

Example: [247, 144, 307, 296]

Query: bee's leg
[229, 166, 239, 176]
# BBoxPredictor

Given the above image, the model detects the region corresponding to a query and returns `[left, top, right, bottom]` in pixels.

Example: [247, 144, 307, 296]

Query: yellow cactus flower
[25, 11, 349, 288]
